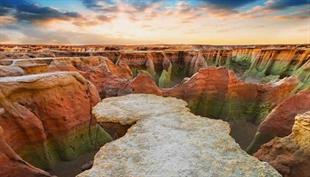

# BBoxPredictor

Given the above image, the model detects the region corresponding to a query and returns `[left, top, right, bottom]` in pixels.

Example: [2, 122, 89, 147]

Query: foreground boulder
[255, 112, 310, 177]
[78, 94, 280, 177]
[0, 72, 112, 171]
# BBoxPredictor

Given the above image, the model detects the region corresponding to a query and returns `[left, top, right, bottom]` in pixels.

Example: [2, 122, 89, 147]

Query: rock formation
[0, 44, 309, 176]
[78, 94, 281, 177]
[1, 57, 133, 98]
[0, 72, 112, 172]
[121, 67, 299, 124]
[247, 89, 310, 153]
[0, 65, 24, 77]
[0, 126, 52, 177]
[255, 112, 310, 177]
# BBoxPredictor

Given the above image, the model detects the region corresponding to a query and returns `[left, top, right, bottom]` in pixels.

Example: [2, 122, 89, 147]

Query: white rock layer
[78, 94, 280, 177]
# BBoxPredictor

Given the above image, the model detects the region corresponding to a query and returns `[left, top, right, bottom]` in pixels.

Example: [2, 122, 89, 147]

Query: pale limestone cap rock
[79, 94, 281, 177]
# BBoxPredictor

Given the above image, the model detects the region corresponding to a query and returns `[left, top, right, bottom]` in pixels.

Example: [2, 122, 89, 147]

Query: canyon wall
[120, 67, 299, 124]
[255, 112, 310, 177]
[0, 126, 52, 177]
[0, 72, 112, 172]
[0, 44, 308, 176]
[247, 89, 310, 153]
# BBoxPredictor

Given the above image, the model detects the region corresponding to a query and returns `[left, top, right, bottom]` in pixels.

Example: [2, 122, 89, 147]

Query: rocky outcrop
[189, 52, 207, 75]
[60, 57, 132, 97]
[247, 89, 310, 153]
[1, 45, 308, 90]
[255, 112, 310, 177]
[19, 64, 49, 74]
[78, 94, 280, 177]
[114, 46, 309, 89]
[258, 89, 310, 137]
[0, 72, 111, 170]
[1, 57, 133, 98]
[121, 67, 298, 124]
[0, 65, 24, 77]
[47, 57, 132, 96]
[0, 126, 52, 177]
[119, 72, 162, 96]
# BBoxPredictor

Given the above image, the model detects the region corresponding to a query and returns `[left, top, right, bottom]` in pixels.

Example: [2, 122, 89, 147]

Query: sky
[0, 0, 309, 44]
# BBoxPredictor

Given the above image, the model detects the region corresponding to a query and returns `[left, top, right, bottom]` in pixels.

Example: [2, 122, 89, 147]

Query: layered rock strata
[120, 67, 299, 124]
[0, 45, 308, 159]
[78, 94, 281, 177]
[0, 72, 112, 171]
[1, 45, 308, 89]
[255, 112, 310, 177]
[0, 57, 133, 97]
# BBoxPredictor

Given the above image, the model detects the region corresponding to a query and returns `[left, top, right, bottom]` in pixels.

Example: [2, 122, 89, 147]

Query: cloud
[274, 8, 310, 20]
[266, 0, 309, 10]
[0, 6, 10, 16]
[199, 0, 259, 9]
[0, 0, 81, 23]
[239, 0, 310, 20]
[82, 0, 163, 11]
[82, 0, 118, 12]
[125, 0, 162, 11]
[72, 15, 115, 26]
[0, 16, 16, 25]
[9, 25, 145, 44]
[97, 15, 115, 22]
[0, 33, 9, 42]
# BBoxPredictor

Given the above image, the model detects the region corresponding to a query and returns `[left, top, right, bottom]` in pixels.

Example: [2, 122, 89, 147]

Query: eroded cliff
[0, 72, 112, 176]
[0, 44, 309, 177]
[255, 112, 310, 177]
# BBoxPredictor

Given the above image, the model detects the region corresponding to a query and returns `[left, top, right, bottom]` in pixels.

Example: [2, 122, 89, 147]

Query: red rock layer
[1, 57, 133, 98]
[119, 73, 162, 96]
[258, 89, 310, 137]
[0, 126, 52, 177]
[0, 72, 98, 150]
[0, 72, 111, 172]
[120, 67, 299, 122]
[255, 112, 310, 177]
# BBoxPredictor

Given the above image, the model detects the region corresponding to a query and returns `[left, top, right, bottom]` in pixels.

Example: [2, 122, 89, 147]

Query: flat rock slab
[78, 94, 280, 177]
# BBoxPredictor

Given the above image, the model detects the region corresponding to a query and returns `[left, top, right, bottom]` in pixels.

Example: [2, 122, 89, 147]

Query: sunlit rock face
[0, 56, 133, 98]
[0, 72, 111, 170]
[122, 67, 299, 124]
[255, 112, 310, 177]
[78, 94, 281, 177]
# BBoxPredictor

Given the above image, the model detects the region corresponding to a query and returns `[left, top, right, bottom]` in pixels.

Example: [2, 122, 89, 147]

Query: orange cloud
[0, 16, 16, 24]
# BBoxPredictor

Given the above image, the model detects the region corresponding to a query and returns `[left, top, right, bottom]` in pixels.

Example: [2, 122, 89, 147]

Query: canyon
[0, 44, 309, 177]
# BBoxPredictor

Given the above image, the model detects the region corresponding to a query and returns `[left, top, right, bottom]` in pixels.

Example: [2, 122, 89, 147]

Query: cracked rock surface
[78, 94, 280, 177]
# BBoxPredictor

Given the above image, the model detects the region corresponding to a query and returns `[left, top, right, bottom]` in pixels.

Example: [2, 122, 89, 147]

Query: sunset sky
[0, 0, 309, 44]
